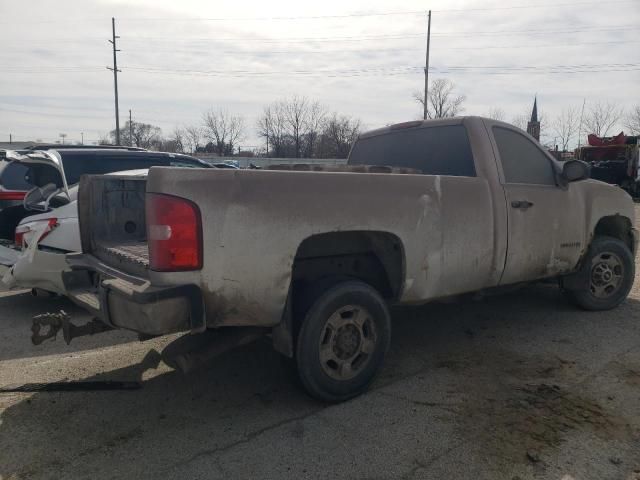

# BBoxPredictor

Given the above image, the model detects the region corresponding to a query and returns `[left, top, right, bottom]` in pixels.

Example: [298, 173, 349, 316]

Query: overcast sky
[1, 0, 638, 148]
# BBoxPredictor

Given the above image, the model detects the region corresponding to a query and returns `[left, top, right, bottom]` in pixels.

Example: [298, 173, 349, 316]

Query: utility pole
[129, 109, 133, 146]
[9, 133, 11, 144]
[107, 17, 121, 145]
[81, 132, 84, 145]
[423, 10, 432, 120]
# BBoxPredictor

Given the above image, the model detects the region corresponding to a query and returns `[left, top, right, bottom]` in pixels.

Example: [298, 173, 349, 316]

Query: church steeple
[527, 96, 540, 141]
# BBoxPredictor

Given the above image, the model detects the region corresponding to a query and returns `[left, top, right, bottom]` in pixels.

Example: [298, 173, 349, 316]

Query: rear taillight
[146, 193, 202, 271]
[15, 218, 58, 248]
[0, 191, 27, 201]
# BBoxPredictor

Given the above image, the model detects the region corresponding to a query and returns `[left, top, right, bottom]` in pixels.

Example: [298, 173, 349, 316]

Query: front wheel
[564, 235, 635, 311]
[295, 280, 391, 402]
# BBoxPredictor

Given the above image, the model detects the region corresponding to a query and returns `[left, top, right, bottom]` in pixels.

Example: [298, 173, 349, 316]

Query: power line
[3, 62, 639, 77]
[8, 23, 634, 47]
[1, 0, 634, 24]
[4, 39, 639, 57]
[116, 63, 640, 78]
[114, 25, 635, 43]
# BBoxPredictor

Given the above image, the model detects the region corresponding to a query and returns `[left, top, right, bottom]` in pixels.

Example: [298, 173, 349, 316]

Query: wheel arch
[290, 230, 406, 301]
[272, 230, 405, 357]
[593, 215, 635, 254]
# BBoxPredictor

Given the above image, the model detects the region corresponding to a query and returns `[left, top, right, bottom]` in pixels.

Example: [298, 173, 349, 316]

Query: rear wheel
[295, 280, 391, 402]
[564, 235, 634, 311]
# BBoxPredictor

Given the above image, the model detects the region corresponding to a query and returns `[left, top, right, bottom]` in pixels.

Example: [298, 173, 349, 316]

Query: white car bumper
[1, 246, 68, 295]
[0, 245, 19, 277]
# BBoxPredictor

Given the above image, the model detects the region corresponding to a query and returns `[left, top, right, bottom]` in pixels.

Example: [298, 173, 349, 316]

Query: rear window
[348, 125, 476, 176]
[0, 162, 31, 190]
[60, 154, 175, 185]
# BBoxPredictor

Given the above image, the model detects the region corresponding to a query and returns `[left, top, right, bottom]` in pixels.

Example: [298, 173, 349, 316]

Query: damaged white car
[0, 150, 76, 295]
[0, 147, 211, 296]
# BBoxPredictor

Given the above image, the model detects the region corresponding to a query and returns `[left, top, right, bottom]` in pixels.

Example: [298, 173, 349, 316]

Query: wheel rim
[318, 304, 378, 381]
[590, 251, 624, 299]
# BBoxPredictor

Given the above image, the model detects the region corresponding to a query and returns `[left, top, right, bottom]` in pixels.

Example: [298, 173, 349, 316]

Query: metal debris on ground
[31, 311, 112, 345]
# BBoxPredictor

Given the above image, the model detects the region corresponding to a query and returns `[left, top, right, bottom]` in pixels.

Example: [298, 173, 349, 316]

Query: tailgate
[78, 174, 149, 277]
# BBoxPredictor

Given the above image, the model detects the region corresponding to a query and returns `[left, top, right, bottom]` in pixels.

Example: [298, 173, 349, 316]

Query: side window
[61, 155, 100, 185]
[1, 162, 32, 190]
[348, 125, 476, 177]
[493, 127, 556, 185]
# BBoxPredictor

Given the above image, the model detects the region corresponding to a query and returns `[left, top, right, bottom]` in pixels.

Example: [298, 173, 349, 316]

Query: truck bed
[78, 175, 149, 277]
[96, 241, 149, 269]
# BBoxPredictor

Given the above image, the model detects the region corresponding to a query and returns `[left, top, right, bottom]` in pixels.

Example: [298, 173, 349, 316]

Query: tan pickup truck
[60, 116, 637, 401]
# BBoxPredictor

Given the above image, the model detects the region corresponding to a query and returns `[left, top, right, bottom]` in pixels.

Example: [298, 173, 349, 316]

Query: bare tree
[486, 107, 505, 121]
[281, 96, 325, 158]
[551, 107, 580, 151]
[319, 114, 361, 158]
[257, 104, 287, 157]
[414, 78, 466, 119]
[183, 125, 203, 153]
[168, 127, 185, 153]
[584, 101, 623, 137]
[510, 114, 528, 131]
[98, 133, 112, 145]
[302, 101, 326, 157]
[110, 121, 162, 148]
[257, 96, 326, 158]
[202, 109, 245, 156]
[624, 105, 640, 136]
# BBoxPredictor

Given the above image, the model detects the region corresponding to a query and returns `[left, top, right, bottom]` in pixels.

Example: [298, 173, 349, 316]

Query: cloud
[0, 0, 638, 145]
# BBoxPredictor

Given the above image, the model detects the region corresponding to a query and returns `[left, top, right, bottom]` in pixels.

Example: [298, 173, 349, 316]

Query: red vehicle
[576, 134, 640, 196]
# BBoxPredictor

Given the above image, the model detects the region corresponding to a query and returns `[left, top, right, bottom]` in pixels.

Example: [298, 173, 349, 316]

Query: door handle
[511, 200, 534, 210]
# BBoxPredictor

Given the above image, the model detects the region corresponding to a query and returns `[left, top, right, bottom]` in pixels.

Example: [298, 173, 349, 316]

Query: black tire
[564, 235, 635, 311]
[295, 280, 391, 402]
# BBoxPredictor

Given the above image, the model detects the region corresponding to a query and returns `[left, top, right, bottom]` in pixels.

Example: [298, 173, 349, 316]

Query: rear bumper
[1, 247, 68, 294]
[0, 244, 19, 281]
[63, 253, 205, 336]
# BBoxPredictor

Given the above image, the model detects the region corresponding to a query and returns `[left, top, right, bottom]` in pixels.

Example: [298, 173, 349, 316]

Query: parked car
[56, 117, 636, 402]
[0, 151, 32, 239]
[0, 148, 212, 242]
[0, 149, 215, 295]
[0, 145, 144, 239]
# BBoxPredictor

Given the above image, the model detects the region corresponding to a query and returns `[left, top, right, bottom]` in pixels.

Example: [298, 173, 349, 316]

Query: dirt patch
[617, 364, 640, 388]
[505, 383, 626, 450]
[451, 382, 632, 471]
[430, 349, 632, 468]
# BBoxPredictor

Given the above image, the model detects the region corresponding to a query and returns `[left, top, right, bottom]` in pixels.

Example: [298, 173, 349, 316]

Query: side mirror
[562, 160, 590, 183]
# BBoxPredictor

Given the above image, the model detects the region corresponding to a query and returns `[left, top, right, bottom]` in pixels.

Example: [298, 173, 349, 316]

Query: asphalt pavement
[0, 246, 639, 479]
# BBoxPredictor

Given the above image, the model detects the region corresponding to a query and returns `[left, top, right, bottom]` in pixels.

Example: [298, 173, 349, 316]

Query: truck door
[490, 125, 586, 285]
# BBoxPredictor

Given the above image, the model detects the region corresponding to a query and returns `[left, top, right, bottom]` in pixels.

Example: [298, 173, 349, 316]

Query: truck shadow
[1, 283, 639, 478]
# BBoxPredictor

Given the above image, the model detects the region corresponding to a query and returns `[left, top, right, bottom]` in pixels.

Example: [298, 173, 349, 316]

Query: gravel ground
[1, 222, 639, 479]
